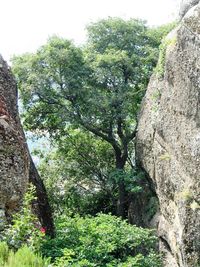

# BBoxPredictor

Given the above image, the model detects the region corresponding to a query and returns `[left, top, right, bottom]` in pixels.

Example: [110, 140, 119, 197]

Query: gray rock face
[0, 55, 54, 236]
[179, 0, 200, 18]
[136, 3, 200, 267]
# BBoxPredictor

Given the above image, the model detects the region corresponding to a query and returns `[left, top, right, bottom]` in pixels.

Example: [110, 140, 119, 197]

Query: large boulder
[0, 55, 54, 236]
[136, 2, 200, 267]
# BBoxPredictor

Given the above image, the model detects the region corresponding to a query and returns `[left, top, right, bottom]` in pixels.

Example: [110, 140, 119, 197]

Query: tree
[38, 128, 142, 217]
[12, 18, 170, 218]
[38, 130, 117, 215]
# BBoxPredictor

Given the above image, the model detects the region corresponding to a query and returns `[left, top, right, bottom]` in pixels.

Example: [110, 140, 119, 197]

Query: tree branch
[127, 128, 137, 142]
[71, 104, 122, 156]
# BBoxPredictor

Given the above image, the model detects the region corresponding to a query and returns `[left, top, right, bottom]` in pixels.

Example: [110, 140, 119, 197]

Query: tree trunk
[29, 158, 55, 237]
[116, 158, 127, 219]
[117, 179, 127, 218]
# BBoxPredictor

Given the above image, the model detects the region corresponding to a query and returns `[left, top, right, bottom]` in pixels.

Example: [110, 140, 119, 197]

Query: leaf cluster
[41, 213, 161, 266]
[12, 18, 165, 147]
[0, 242, 50, 267]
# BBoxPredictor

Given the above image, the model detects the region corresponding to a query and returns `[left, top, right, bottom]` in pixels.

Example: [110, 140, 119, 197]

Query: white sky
[1, 0, 180, 63]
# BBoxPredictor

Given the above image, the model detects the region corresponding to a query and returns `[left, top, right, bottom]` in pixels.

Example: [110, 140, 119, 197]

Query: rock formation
[179, 0, 200, 19]
[136, 1, 200, 267]
[0, 55, 54, 236]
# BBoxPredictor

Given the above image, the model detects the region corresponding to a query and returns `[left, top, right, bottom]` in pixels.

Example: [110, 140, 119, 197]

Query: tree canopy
[12, 18, 173, 218]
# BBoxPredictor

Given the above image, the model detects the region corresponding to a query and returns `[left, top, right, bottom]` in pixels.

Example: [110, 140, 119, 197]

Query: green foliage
[147, 21, 177, 45]
[41, 213, 161, 266]
[150, 90, 161, 101]
[108, 168, 143, 193]
[3, 184, 44, 251]
[38, 131, 117, 216]
[11, 18, 164, 147]
[155, 35, 177, 78]
[0, 242, 9, 266]
[145, 197, 160, 222]
[0, 187, 50, 266]
[86, 18, 160, 90]
[154, 39, 168, 78]
[0, 243, 50, 267]
[38, 134, 142, 216]
[12, 19, 160, 145]
[12, 18, 171, 217]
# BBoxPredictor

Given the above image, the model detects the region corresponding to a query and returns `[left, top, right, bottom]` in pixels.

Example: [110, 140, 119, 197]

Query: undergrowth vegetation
[41, 213, 161, 267]
[0, 243, 50, 267]
[0, 185, 162, 267]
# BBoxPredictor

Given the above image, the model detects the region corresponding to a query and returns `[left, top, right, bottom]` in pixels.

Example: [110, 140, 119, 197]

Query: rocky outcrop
[0, 55, 54, 236]
[136, 2, 200, 267]
[0, 56, 29, 228]
[179, 0, 200, 19]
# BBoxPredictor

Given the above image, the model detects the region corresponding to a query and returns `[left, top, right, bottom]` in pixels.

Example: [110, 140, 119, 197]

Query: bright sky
[0, 0, 180, 63]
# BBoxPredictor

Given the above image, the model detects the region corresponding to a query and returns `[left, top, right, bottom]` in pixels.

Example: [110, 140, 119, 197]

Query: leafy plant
[38, 131, 118, 216]
[0, 244, 50, 267]
[0, 242, 9, 266]
[155, 34, 177, 78]
[3, 184, 44, 251]
[41, 213, 161, 266]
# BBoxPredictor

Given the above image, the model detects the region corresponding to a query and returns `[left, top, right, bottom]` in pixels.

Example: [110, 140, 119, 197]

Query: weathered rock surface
[0, 56, 29, 227]
[136, 2, 200, 267]
[179, 0, 200, 19]
[0, 55, 54, 236]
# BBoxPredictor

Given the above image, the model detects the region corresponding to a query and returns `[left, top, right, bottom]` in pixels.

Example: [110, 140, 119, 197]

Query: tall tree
[12, 18, 168, 218]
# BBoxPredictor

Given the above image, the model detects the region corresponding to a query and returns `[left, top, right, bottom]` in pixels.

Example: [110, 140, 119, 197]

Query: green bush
[41, 213, 161, 266]
[0, 242, 9, 266]
[0, 243, 50, 267]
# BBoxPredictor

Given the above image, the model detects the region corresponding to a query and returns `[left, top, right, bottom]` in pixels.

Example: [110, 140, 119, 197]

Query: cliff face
[136, 2, 200, 267]
[0, 57, 29, 227]
[0, 55, 54, 236]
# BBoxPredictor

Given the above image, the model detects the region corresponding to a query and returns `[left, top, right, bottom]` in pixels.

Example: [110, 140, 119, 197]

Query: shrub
[0, 244, 50, 267]
[41, 213, 161, 266]
[2, 184, 44, 251]
[0, 242, 9, 266]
